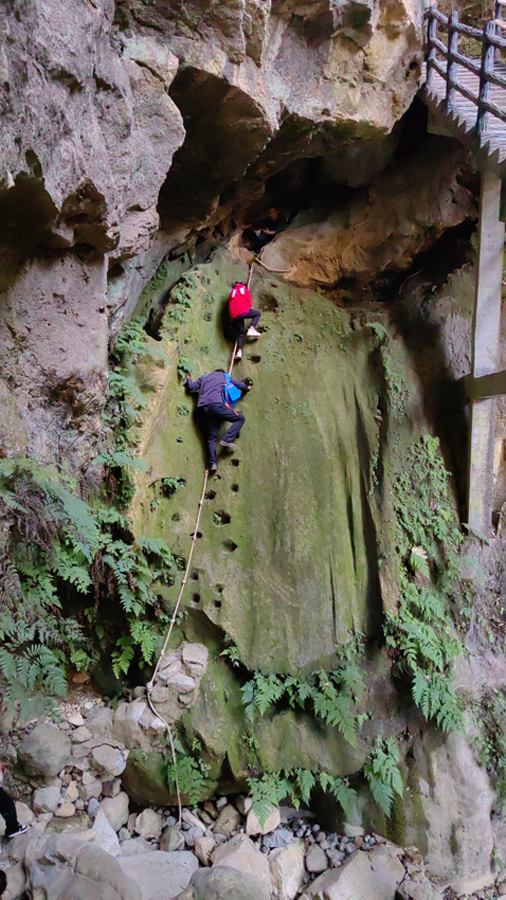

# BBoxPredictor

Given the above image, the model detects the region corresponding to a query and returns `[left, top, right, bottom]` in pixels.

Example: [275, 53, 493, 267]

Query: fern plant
[247, 768, 357, 826]
[363, 738, 403, 816]
[386, 435, 464, 732]
[241, 637, 367, 747]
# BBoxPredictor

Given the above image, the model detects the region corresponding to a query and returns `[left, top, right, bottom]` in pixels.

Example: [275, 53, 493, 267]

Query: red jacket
[229, 283, 252, 319]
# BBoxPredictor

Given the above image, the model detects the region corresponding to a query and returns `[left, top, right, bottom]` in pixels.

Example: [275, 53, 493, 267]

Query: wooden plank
[464, 369, 506, 398]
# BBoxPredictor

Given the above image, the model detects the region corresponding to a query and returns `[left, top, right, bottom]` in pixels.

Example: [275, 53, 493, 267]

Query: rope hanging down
[146, 467, 209, 825]
[146, 253, 287, 821]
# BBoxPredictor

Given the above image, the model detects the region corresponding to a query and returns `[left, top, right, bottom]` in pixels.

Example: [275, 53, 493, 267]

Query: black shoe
[220, 440, 237, 450]
[6, 825, 28, 838]
[209, 466, 218, 475]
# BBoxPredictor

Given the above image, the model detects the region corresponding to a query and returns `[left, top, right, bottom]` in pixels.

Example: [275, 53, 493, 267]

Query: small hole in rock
[215, 584, 224, 593]
[214, 598, 222, 609]
[193, 593, 201, 603]
[213, 511, 231, 526]
[231, 483, 239, 492]
[191, 570, 199, 581]
[205, 490, 217, 500]
[222, 540, 238, 552]
[231, 458, 240, 467]
[191, 531, 203, 539]
[250, 355, 261, 364]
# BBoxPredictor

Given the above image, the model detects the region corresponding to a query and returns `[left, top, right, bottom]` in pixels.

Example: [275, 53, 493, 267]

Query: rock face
[260, 138, 475, 291]
[0, 0, 423, 468]
[410, 727, 495, 894]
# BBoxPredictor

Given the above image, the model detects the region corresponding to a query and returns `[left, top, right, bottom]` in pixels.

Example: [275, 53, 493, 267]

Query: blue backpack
[222, 373, 242, 408]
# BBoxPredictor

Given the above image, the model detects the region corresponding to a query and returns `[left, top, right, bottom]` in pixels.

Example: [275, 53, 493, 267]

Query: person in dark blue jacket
[186, 369, 251, 474]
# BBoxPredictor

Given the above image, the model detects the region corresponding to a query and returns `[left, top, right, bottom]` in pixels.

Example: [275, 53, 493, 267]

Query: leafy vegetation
[165, 736, 211, 805]
[386, 435, 464, 732]
[241, 638, 367, 747]
[0, 454, 176, 715]
[364, 738, 403, 816]
[248, 768, 357, 826]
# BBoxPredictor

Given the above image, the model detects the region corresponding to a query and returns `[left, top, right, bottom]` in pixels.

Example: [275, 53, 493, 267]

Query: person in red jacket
[228, 283, 261, 360]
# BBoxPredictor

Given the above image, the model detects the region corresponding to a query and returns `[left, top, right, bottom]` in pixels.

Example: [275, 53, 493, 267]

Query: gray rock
[90, 808, 121, 857]
[80, 772, 103, 801]
[120, 837, 155, 857]
[32, 781, 62, 814]
[264, 828, 294, 850]
[212, 833, 270, 894]
[327, 848, 345, 867]
[306, 844, 405, 900]
[100, 792, 130, 832]
[175, 866, 270, 900]
[18, 724, 71, 778]
[269, 839, 305, 900]
[91, 745, 127, 779]
[184, 825, 205, 849]
[306, 843, 328, 874]
[160, 824, 185, 852]
[25, 833, 140, 900]
[118, 851, 199, 899]
[134, 809, 162, 840]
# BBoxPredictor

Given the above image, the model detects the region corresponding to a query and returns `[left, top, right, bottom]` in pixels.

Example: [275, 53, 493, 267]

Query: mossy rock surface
[130, 249, 410, 674]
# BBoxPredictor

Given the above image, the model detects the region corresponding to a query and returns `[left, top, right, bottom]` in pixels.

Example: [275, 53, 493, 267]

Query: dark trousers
[232, 310, 261, 349]
[200, 403, 245, 467]
[0, 787, 19, 836]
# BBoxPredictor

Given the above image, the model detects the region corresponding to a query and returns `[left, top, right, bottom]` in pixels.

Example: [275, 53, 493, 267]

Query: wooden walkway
[425, 61, 506, 164]
[420, 6, 506, 533]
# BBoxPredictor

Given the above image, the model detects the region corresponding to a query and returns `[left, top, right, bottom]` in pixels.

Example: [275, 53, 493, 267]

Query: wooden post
[477, 19, 496, 134]
[447, 10, 459, 110]
[467, 171, 505, 532]
[426, 6, 438, 90]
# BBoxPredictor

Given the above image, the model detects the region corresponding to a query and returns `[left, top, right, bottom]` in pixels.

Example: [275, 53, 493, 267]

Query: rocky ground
[1, 686, 506, 900]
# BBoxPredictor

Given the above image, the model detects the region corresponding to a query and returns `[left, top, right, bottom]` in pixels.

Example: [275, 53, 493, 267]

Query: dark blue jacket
[186, 370, 248, 407]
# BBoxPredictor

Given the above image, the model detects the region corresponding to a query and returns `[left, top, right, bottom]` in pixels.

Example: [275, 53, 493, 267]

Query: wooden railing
[425, 2, 506, 134]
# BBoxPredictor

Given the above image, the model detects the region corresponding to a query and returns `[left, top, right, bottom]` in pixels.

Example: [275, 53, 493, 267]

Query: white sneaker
[235, 348, 243, 360]
[247, 327, 261, 338]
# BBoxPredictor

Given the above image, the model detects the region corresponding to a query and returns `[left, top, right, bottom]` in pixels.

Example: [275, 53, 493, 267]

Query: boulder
[306, 843, 328, 874]
[194, 836, 216, 866]
[18, 724, 71, 778]
[306, 844, 405, 900]
[84, 708, 114, 739]
[4, 860, 26, 900]
[80, 772, 103, 801]
[91, 745, 127, 779]
[212, 833, 270, 893]
[100, 793, 130, 833]
[160, 825, 185, 852]
[25, 834, 140, 900]
[269, 839, 306, 900]
[175, 866, 270, 900]
[213, 804, 241, 838]
[90, 809, 121, 857]
[134, 809, 162, 841]
[118, 851, 199, 900]
[14, 802, 34, 826]
[121, 750, 175, 807]
[246, 805, 281, 836]
[120, 838, 155, 857]
[113, 699, 165, 752]
[72, 727, 92, 744]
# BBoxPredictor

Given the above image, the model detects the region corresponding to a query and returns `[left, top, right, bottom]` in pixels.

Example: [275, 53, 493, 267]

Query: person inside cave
[186, 369, 252, 474]
[242, 206, 289, 254]
[228, 282, 262, 361]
